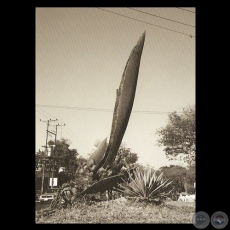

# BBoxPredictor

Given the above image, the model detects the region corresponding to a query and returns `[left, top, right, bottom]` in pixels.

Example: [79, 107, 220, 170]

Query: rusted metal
[87, 137, 107, 173]
[75, 166, 137, 197]
[101, 31, 146, 169]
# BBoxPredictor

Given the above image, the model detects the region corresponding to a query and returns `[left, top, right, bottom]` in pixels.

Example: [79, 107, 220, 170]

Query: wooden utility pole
[51, 124, 58, 189]
[40, 119, 57, 194]
[41, 163, 45, 195]
[51, 123, 65, 189]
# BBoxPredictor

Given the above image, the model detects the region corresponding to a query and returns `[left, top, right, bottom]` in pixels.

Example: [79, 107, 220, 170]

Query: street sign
[49, 178, 57, 186]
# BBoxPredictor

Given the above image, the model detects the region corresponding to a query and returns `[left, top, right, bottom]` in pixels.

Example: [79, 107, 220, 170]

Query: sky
[36, 7, 195, 170]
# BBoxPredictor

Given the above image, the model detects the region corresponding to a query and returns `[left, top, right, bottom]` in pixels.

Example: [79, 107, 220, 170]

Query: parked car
[39, 192, 57, 203]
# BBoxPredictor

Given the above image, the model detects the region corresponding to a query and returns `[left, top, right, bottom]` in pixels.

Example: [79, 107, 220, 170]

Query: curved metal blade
[76, 166, 138, 197]
[101, 31, 146, 169]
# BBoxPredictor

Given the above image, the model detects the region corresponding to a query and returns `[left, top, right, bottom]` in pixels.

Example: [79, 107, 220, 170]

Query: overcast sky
[36, 7, 195, 169]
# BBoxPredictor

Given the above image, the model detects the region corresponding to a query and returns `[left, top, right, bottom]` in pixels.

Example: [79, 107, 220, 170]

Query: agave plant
[117, 167, 173, 201]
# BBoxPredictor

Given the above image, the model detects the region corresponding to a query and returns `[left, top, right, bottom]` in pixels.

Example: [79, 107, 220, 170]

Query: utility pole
[41, 163, 45, 196]
[54, 123, 65, 149]
[51, 123, 65, 189]
[40, 118, 57, 194]
[50, 144, 55, 190]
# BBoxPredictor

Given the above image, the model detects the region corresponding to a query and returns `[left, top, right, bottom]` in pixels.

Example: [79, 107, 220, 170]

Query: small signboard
[49, 178, 57, 186]
[47, 147, 51, 157]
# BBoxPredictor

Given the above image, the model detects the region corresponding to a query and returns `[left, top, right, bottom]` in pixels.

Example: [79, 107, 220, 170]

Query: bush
[187, 186, 195, 194]
[117, 167, 173, 202]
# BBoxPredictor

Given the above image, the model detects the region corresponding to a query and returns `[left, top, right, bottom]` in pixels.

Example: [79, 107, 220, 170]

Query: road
[35, 201, 50, 211]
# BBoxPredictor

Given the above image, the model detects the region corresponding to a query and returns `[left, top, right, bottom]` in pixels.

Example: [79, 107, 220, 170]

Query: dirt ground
[36, 198, 196, 224]
[166, 200, 195, 207]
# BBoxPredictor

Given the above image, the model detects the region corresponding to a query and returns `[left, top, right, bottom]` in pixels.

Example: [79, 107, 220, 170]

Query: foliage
[185, 164, 195, 183]
[50, 181, 78, 210]
[36, 138, 79, 176]
[35, 149, 46, 169]
[184, 164, 195, 194]
[107, 142, 138, 175]
[186, 186, 195, 194]
[58, 139, 77, 173]
[118, 143, 138, 165]
[156, 105, 195, 165]
[157, 165, 187, 199]
[89, 141, 139, 180]
[117, 167, 172, 201]
[48, 138, 79, 174]
[157, 164, 196, 198]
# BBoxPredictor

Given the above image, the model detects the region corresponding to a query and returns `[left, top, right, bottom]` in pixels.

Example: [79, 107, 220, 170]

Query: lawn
[36, 198, 195, 224]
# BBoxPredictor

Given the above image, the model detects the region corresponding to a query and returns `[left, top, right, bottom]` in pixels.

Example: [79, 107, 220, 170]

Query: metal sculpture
[48, 31, 146, 210]
[101, 31, 146, 169]
[80, 31, 146, 193]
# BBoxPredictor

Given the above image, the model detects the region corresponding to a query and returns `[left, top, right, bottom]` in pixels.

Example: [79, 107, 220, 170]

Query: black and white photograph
[35, 7, 196, 224]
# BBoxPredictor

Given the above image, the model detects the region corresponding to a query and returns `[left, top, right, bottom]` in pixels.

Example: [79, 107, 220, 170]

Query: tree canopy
[36, 138, 79, 175]
[156, 105, 195, 165]
[157, 164, 195, 198]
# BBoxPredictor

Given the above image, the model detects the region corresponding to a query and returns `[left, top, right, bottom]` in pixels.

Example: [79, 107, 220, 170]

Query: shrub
[187, 186, 195, 194]
[117, 167, 173, 202]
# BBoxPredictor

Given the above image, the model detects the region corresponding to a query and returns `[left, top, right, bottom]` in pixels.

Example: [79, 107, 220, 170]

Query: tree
[156, 105, 195, 165]
[106, 142, 139, 177]
[157, 165, 187, 197]
[157, 164, 196, 199]
[118, 143, 138, 164]
[48, 138, 78, 173]
[184, 163, 195, 194]
[35, 149, 46, 169]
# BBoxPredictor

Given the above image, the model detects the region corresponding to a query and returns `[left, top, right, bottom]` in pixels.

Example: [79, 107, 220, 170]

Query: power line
[37, 104, 110, 112]
[127, 7, 195, 28]
[96, 7, 195, 38]
[36, 106, 58, 120]
[64, 125, 91, 152]
[36, 109, 50, 119]
[36, 106, 91, 152]
[36, 104, 186, 114]
[176, 7, 195, 13]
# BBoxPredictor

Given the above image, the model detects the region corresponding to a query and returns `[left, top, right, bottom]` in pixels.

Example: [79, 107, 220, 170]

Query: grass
[36, 198, 195, 224]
